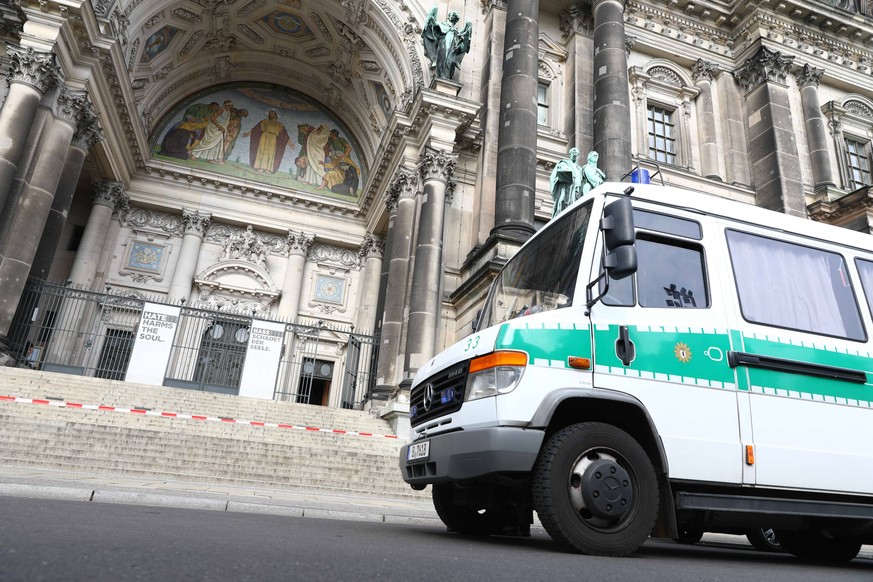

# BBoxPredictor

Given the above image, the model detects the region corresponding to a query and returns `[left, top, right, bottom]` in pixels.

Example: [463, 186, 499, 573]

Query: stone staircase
[0, 367, 425, 499]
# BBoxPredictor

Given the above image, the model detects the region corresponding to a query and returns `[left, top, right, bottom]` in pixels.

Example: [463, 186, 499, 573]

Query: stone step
[0, 368, 394, 433]
[0, 366, 419, 499]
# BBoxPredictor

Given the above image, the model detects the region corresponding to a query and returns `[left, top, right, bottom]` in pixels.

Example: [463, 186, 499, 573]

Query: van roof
[583, 182, 873, 253]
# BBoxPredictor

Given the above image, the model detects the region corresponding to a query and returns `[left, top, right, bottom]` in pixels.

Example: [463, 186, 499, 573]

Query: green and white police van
[399, 181, 873, 561]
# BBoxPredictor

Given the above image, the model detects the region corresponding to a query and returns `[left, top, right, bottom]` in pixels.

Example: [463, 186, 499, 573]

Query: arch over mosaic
[149, 83, 368, 201]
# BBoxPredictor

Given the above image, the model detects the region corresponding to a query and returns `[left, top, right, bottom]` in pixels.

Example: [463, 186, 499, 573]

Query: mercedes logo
[422, 383, 435, 412]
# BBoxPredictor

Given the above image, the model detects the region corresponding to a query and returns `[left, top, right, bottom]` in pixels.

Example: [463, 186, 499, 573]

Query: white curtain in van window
[728, 232, 845, 337]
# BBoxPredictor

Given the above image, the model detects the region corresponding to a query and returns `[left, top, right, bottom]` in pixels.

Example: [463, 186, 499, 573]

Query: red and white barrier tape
[0, 395, 399, 440]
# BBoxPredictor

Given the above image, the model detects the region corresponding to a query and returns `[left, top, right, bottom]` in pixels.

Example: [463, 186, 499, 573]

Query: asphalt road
[1, 496, 871, 582]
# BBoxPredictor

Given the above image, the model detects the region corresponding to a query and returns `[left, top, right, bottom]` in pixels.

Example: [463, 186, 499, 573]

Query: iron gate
[9, 279, 378, 408]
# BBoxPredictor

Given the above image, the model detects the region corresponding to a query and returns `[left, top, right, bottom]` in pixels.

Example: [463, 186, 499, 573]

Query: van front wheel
[532, 422, 659, 557]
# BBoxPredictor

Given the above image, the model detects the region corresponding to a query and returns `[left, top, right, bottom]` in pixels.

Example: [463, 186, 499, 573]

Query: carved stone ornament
[5, 45, 59, 93]
[194, 260, 280, 315]
[560, 2, 594, 39]
[220, 225, 270, 270]
[734, 46, 795, 93]
[386, 166, 418, 213]
[91, 180, 129, 217]
[181, 209, 212, 238]
[54, 89, 89, 126]
[844, 100, 873, 120]
[308, 244, 361, 269]
[418, 147, 457, 184]
[285, 230, 315, 257]
[794, 64, 825, 89]
[358, 233, 385, 260]
[124, 208, 185, 236]
[71, 99, 104, 151]
[691, 59, 719, 83]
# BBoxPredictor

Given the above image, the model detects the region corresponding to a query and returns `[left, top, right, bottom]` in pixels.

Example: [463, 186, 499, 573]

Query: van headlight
[465, 351, 527, 402]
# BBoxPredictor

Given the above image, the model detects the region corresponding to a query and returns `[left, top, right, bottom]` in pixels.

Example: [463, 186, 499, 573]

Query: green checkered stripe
[494, 322, 873, 409]
[739, 330, 873, 408]
[592, 324, 736, 390]
[495, 321, 591, 368]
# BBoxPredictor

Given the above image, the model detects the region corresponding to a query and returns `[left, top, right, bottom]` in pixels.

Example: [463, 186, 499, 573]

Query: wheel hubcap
[569, 452, 633, 522]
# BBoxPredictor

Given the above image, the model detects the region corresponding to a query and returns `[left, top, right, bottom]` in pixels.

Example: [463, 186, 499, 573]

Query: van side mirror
[601, 197, 637, 280]
[602, 197, 635, 251]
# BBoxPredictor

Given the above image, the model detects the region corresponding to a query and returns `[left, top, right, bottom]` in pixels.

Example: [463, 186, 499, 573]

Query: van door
[722, 226, 873, 495]
[589, 204, 744, 485]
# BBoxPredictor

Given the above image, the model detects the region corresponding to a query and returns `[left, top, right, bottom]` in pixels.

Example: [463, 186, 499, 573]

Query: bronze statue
[550, 148, 583, 218]
[422, 8, 472, 81]
[581, 150, 605, 195]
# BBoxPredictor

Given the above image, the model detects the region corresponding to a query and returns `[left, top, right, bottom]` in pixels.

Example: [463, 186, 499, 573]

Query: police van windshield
[479, 201, 593, 330]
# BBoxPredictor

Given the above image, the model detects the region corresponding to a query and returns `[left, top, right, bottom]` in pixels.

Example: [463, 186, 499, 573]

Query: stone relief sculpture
[421, 7, 472, 81]
[221, 225, 269, 269]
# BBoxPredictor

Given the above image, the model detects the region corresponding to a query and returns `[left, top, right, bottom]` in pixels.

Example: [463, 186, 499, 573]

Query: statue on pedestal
[581, 150, 605, 195]
[422, 8, 473, 81]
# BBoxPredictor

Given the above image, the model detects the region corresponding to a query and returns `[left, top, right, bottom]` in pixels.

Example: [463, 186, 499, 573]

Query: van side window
[727, 230, 866, 341]
[637, 236, 708, 308]
[855, 259, 873, 319]
[602, 235, 708, 308]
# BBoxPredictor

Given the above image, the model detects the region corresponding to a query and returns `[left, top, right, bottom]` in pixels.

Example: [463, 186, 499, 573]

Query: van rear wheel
[532, 422, 659, 556]
[431, 483, 506, 536]
[777, 529, 861, 563]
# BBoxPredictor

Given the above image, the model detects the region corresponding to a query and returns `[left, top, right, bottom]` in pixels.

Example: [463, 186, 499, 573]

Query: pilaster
[735, 46, 806, 217]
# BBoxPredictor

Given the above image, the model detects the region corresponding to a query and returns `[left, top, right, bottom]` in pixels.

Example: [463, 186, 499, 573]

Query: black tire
[776, 529, 861, 563]
[746, 528, 782, 552]
[532, 422, 659, 556]
[676, 529, 703, 545]
[431, 483, 506, 536]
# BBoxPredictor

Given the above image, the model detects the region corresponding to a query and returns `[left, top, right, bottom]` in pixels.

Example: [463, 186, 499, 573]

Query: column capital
[54, 88, 89, 127]
[794, 63, 825, 89]
[359, 233, 385, 260]
[181, 209, 211, 238]
[691, 59, 719, 83]
[386, 166, 418, 214]
[479, 0, 508, 11]
[71, 99, 103, 151]
[560, 2, 594, 38]
[734, 46, 794, 93]
[91, 179, 129, 217]
[5, 44, 59, 94]
[285, 230, 314, 257]
[418, 146, 457, 184]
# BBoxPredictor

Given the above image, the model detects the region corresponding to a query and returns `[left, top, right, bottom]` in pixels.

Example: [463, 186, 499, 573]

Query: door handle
[616, 325, 635, 366]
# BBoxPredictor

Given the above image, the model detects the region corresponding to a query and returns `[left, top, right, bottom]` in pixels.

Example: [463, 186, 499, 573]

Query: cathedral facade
[0, 0, 871, 434]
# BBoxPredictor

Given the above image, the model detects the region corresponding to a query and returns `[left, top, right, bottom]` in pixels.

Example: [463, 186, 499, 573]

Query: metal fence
[9, 279, 378, 408]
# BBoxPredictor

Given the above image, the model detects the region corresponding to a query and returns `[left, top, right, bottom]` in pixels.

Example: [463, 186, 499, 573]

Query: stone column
[0, 46, 58, 214]
[492, 0, 539, 240]
[403, 147, 456, 380]
[735, 46, 805, 217]
[357, 233, 384, 335]
[30, 101, 102, 281]
[592, 0, 632, 181]
[374, 168, 417, 395]
[794, 64, 835, 192]
[277, 230, 314, 320]
[168, 209, 211, 303]
[718, 71, 750, 186]
[67, 180, 129, 289]
[692, 59, 721, 180]
[0, 88, 85, 347]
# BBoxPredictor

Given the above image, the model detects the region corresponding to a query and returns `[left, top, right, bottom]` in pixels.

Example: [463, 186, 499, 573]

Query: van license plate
[408, 440, 430, 461]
